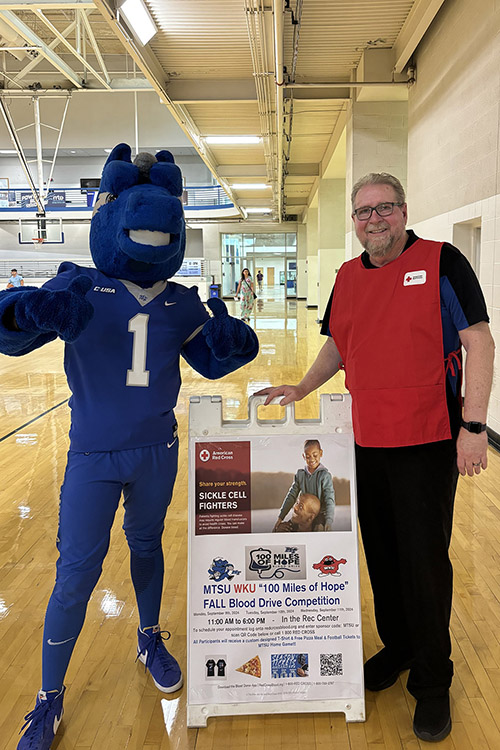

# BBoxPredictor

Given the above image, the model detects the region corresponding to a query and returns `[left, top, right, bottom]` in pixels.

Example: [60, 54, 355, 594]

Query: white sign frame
[187, 394, 365, 727]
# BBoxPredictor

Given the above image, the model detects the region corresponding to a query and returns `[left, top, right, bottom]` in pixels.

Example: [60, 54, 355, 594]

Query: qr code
[320, 653, 343, 676]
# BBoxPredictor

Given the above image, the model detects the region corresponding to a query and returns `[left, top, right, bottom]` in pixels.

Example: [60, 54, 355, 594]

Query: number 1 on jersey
[127, 313, 150, 387]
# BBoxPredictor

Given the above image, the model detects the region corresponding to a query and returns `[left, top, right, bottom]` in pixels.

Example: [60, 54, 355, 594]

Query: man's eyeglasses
[352, 202, 403, 221]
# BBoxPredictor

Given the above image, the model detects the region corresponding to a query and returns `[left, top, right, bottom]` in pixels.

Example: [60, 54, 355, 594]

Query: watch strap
[461, 419, 487, 433]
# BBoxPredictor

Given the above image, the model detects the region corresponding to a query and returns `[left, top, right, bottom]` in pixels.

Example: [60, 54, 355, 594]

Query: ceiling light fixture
[0, 149, 17, 154]
[245, 207, 272, 213]
[231, 183, 270, 190]
[119, 0, 158, 45]
[205, 136, 261, 145]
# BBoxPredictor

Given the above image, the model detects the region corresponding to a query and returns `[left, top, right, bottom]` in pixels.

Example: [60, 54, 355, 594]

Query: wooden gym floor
[1, 295, 500, 749]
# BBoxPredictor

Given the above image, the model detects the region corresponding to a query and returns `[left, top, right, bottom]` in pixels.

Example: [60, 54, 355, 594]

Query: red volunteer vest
[329, 238, 452, 448]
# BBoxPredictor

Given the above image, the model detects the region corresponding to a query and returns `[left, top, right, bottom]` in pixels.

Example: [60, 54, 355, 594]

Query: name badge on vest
[403, 270, 427, 286]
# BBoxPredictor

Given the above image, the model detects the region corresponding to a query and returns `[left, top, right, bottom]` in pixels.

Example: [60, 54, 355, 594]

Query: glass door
[285, 258, 297, 298]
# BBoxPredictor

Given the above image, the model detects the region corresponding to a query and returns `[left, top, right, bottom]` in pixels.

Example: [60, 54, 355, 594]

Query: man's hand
[255, 338, 342, 406]
[254, 384, 305, 406]
[456, 428, 488, 476]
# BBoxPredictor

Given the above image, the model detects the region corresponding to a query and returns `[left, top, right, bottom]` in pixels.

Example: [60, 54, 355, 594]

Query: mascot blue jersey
[44, 262, 209, 451]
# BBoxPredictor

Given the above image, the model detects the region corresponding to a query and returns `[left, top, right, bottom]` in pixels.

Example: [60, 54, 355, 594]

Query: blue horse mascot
[0, 143, 258, 750]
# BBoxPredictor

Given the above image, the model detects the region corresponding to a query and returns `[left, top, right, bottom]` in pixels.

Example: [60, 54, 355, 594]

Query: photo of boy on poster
[194, 434, 352, 535]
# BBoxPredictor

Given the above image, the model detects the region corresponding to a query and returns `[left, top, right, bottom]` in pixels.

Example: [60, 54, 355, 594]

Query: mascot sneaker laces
[137, 625, 183, 693]
[17, 686, 65, 750]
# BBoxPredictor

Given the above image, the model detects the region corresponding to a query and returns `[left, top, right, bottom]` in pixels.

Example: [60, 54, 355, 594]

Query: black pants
[355, 439, 459, 699]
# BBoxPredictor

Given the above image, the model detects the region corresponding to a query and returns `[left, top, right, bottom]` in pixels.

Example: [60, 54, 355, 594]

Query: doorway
[221, 232, 297, 299]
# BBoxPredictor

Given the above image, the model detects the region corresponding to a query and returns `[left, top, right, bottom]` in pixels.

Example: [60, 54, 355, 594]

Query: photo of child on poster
[272, 438, 336, 532]
[194, 434, 352, 535]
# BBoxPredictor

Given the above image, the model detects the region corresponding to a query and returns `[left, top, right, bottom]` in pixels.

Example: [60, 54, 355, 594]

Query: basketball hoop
[32, 237, 45, 246]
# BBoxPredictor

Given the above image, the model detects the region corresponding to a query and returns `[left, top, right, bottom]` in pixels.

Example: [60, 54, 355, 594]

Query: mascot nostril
[0, 142, 259, 746]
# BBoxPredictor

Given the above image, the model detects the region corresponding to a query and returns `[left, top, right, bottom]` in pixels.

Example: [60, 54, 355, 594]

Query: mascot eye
[106, 194, 117, 203]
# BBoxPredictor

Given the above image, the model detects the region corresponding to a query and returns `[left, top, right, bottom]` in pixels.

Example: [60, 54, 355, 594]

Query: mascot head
[90, 143, 185, 285]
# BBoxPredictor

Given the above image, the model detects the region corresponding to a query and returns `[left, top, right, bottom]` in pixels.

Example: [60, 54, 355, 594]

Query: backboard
[18, 216, 64, 244]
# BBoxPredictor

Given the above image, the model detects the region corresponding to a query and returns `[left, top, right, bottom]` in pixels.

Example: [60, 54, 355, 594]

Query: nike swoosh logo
[167, 438, 178, 448]
[47, 637, 76, 646]
[53, 708, 63, 735]
[164, 301, 177, 307]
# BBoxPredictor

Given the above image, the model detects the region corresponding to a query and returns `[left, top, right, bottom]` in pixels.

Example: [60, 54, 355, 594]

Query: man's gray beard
[364, 234, 394, 257]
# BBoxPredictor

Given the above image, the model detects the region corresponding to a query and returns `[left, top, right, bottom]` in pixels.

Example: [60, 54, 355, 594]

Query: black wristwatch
[461, 419, 487, 434]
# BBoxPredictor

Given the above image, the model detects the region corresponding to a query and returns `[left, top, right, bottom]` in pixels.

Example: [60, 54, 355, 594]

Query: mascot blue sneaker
[137, 625, 183, 692]
[0, 143, 258, 749]
[17, 687, 65, 750]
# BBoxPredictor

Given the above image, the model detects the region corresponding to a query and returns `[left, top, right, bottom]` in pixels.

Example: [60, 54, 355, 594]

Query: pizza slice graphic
[235, 655, 261, 678]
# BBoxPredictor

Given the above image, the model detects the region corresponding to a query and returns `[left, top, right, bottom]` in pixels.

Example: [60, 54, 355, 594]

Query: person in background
[256, 269, 264, 293]
[7, 268, 24, 288]
[236, 267, 254, 322]
[257, 172, 494, 743]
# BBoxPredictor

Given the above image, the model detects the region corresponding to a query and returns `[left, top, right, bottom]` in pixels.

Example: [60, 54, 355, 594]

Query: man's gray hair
[351, 173, 406, 207]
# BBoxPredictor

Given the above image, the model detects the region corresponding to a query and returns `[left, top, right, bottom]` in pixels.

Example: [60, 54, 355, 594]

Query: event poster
[188, 431, 363, 710]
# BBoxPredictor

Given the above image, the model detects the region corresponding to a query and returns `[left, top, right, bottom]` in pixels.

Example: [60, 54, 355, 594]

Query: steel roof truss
[32, 8, 111, 89]
[79, 8, 110, 84]
[0, 9, 82, 87]
[13, 16, 77, 82]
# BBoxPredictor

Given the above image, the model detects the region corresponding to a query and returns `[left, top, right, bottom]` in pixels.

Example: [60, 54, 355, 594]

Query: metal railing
[0, 257, 211, 281]
[0, 259, 95, 279]
[183, 185, 232, 208]
[0, 185, 233, 212]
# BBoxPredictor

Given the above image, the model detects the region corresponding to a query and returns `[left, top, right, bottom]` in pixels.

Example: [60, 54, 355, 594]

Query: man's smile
[367, 225, 389, 235]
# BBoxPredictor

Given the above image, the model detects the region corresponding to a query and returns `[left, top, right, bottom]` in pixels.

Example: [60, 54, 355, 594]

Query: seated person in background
[273, 438, 335, 531]
[7, 268, 24, 288]
[273, 492, 320, 532]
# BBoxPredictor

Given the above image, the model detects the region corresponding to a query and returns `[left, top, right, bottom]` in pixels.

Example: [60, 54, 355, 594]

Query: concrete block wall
[408, 0, 500, 221]
[350, 100, 408, 184]
[345, 99, 408, 259]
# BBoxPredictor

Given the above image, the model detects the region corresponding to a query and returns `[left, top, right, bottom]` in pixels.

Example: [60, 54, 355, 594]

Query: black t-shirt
[206, 659, 216, 677]
[217, 658, 227, 676]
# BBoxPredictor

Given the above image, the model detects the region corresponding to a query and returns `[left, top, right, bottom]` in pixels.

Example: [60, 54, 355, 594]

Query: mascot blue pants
[44, 433, 178, 689]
